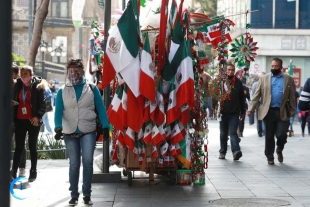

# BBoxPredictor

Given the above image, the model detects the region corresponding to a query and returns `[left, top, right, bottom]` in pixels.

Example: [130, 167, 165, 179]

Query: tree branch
[27, 0, 50, 67]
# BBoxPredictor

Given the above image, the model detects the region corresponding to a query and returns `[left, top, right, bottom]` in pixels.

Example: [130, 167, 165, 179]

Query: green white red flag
[102, 0, 141, 97]
[140, 33, 156, 102]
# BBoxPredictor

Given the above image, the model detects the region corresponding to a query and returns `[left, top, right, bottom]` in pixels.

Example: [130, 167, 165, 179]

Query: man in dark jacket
[218, 64, 245, 161]
[298, 79, 310, 111]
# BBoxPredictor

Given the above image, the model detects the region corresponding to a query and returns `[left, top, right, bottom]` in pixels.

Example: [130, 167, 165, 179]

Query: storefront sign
[295, 37, 307, 50]
[281, 37, 293, 50]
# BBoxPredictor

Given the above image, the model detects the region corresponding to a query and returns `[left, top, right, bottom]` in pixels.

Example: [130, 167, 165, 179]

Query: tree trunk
[27, 0, 50, 67]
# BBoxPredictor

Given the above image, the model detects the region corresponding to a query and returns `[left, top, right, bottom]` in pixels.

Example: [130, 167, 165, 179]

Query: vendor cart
[123, 146, 177, 186]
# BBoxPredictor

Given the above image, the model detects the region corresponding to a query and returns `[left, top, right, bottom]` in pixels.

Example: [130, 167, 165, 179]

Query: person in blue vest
[54, 59, 109, 206]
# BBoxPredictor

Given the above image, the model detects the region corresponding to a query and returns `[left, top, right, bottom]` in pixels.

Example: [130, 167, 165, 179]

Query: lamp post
[51, 45, 66, 63]
[39, 40, 52, 61]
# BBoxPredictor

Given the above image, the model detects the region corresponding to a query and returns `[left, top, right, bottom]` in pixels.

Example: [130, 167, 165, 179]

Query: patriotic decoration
[106, 0, 213, 184]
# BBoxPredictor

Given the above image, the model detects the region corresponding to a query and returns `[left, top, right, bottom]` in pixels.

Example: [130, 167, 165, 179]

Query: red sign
[283, 68, 301, 88]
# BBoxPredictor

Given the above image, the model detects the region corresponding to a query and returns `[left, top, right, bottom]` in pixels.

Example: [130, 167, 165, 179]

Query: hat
[20, 65, 33, 74]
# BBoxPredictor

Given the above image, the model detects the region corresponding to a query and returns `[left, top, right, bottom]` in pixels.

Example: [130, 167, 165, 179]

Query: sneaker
[218, 153, 226, 159]
[268, 160, 275, 165]
[83, 196, 93, 205]
[69, 198, 78, 206]
[19, 168, 26, 177]
[28, 169, 37, 182]
[233, 151, 242, 161]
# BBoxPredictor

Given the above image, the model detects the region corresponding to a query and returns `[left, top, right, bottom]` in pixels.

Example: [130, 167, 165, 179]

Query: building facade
[12, 0, 120, 67]
[217, 0, 310, 89]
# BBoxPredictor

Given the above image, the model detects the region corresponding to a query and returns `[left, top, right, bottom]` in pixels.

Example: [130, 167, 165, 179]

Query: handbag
[46, 100, 53, 112]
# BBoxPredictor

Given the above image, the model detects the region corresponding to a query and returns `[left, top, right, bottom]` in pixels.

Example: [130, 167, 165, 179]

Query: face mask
[21, 77, 31, 84]
[67, 68, 83, 85]
[271, 69, 281, 76]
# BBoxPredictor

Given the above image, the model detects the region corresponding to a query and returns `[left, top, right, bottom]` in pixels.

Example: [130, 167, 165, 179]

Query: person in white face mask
[54, 59, 109, 206]
[11, 65, 46, 182]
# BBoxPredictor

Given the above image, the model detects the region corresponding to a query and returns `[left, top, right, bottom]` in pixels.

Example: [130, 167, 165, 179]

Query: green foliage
[194, 0, 217, 17]
[12, 53, 26, 66]
[16, 133, 67, 160]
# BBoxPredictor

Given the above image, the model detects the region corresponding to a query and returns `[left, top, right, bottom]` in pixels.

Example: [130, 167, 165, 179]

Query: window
[51, 0, 68, 18]
[251, 0, 273, 28]
[275, 0, 295, 28]
[299, 0, 310, 29]
[16, 0, 28, 7]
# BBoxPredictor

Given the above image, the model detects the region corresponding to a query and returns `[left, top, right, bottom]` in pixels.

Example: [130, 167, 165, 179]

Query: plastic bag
[94, 154, 103, 171]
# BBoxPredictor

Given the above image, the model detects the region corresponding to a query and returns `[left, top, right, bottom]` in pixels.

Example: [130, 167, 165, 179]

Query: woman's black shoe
[28, 169, 37, 182]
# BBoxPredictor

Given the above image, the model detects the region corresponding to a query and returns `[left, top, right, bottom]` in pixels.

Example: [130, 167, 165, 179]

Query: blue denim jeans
[219, 113, 241, 154]
[64, 132, 96, 198]
[42, 113, 52, 133]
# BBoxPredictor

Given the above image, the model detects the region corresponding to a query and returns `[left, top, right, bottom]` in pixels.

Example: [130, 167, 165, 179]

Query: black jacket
[222, 78, 245, 115]
[12, 76, 46, 120]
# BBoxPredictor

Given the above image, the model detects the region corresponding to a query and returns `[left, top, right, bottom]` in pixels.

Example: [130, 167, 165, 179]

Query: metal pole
[102, 0, 111, 174]
[28, 0, 33, 46]
[0, 0, 12, 205]
[122, 0, 126, 10]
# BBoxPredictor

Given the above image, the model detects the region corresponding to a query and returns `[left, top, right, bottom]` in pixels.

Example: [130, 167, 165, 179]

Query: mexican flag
[171, 121, 183, 145]
[180, 104, 190, 126]
[107, 86, 124, 131]
[126, 86, 144, 132]
[143, 99, 150, 123]
[176, 134, 191, 169]
[174, 40, 194, 109]
[168, 0, 184, 63]
[116, 130, 126, 147]
[166, 82, 181, 126]
[124, 127, 136, 151]
[121, 84, 128, 128]
[165, 125, 171, 141]
[139, 33, 156, 102]
[151, 124, 164, 146]
[150, 81, 165, 126]
[102, 0, 141, 96]
[143, 121, 152, 144]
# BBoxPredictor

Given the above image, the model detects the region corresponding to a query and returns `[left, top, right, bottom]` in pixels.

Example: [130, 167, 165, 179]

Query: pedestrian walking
[251, 72, 266, 137]
[248, 58, 296, 165]
[41, 79, 53, 134]
[287, 90, 300, 136]
[11, 64, 27, 178]
[54, 59, 109, 206]
[218, 63, 245, 161]
[11, 65, 46, 182]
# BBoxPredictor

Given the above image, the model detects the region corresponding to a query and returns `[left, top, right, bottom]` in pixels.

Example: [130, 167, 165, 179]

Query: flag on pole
[102, 0, 141, 96]
[289, 59, 293, 76]
[174, 40, 194, 109]
[157, 0, 169, 75]
[107, 86, 124, 131]
[140, 33, 156, 102]
[124, 127, 136, 151]
[176, 134, 191, 169]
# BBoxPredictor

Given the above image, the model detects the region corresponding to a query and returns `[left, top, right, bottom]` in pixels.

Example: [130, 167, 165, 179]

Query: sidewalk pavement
[10, 120, 310, 207]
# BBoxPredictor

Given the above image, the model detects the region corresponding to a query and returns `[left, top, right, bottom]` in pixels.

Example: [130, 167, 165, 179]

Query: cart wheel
[122, 168, 128, 176]
[128, 171, 133, 186]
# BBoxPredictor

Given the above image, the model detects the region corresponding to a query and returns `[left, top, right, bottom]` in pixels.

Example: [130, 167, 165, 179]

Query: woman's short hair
[66, 59, 84, 69]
